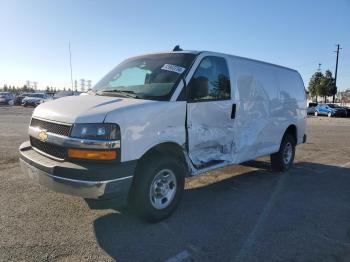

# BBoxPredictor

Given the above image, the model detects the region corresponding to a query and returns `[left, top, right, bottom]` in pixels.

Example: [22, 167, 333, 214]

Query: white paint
[30, 50, 307, 174]
[164, 250, 191, 262]
[33, 95, 154, 124]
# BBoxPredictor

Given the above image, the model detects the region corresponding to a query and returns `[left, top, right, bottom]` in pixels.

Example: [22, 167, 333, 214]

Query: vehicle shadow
[91, 161, 350, 262]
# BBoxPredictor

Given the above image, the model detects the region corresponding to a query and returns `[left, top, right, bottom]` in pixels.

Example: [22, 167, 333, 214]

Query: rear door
[186, 56, 235, 166]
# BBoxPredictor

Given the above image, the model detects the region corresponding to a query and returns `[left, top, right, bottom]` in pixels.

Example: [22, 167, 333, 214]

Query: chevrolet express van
[19, 49, 307, 222]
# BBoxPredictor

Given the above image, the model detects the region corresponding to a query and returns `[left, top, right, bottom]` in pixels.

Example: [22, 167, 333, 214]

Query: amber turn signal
[68, 149, 117, 160]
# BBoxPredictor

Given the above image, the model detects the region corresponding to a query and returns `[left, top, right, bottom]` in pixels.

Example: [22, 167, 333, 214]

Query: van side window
[188, 56, 230, 102]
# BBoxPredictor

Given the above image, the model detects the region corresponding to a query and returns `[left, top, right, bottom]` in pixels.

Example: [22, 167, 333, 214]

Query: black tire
[270, 134, 295, 172]
[129, 153, 185, 222]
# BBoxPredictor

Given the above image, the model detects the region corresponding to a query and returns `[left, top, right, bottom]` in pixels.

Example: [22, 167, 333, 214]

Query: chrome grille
[30, 118, 71, 136]
[30, 137, 67, 160]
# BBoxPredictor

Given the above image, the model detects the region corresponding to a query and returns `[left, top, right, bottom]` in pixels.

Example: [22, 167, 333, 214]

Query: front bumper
[19, 141, 136, 201]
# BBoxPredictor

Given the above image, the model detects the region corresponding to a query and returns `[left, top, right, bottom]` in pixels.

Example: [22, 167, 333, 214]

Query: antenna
[173, 45, 182, 51]
[69, 41, 74, 90]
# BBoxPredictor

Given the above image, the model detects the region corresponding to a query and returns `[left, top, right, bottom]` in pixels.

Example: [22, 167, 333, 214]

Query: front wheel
[328, 112, 332, 117]
[129, 153, 185, 222]
[271, 134, 296, 172]
[314, 111, 318, 116]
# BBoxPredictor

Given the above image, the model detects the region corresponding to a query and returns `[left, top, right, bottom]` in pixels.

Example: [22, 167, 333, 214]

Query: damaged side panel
[186, 100, 235, 167]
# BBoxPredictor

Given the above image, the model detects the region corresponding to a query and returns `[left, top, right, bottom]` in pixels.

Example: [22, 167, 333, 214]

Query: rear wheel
[129, 153, 185, 222]
[314, 111, 318, 116]
[271, 134, 295, 172]
[328, 112, 332, 117]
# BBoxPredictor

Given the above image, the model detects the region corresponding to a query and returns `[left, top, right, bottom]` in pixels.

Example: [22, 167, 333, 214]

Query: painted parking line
[161, 222, 205, 259]
[164, 250, 191, 262]
[339, 162, 350, 168]
[234, 171, 289, 262]
[296, 161, 350, 174]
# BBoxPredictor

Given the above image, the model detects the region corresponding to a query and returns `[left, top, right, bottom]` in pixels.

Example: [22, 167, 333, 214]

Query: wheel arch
[141, 142, 187, 163]
[284, 124, 297, 144]
[127, 141, 189, 205]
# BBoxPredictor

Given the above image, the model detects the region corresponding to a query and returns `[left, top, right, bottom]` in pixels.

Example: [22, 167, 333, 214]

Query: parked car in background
[0, 92, 15, 105]
[14, 93, 34, 105]
[314, 103, 347, 117]
[22, 93, 52, 107]
[340, 106, 350, 117]
[307, 102, 318, 115]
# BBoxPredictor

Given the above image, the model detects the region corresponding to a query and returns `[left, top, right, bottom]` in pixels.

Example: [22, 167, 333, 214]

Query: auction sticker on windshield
[161, 64, 186, 74]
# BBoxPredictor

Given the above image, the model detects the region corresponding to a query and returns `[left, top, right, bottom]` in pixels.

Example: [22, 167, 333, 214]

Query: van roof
[138, 50, 297, 73]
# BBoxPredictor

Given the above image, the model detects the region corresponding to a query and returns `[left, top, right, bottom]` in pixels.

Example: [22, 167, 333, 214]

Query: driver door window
[188, 56, 231, 102]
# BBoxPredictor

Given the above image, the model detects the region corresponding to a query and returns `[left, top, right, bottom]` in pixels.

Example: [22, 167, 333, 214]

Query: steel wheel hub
[283, 142, 293, 165]
[150, 169, 177, 210]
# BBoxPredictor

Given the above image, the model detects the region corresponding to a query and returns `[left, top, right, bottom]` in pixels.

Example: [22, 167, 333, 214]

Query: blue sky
[0, 0, 349, 90]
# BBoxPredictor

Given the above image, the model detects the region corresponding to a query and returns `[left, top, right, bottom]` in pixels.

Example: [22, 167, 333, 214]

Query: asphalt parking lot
[0, 106, 350, 262]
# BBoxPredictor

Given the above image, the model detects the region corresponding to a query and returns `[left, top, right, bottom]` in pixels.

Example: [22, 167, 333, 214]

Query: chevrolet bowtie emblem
[38, 130, 48, 142]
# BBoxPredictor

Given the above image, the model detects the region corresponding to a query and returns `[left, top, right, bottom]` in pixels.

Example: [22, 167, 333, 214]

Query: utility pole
[86, 80, 92, 90]
[317, 63, 322, 72]
[333, 44, 342, 103]
[69, 41, 74, 90]
[80, 79, 85, 92]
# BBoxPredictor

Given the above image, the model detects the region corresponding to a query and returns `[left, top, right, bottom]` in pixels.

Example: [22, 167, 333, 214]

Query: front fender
[104, 101, 187, 162]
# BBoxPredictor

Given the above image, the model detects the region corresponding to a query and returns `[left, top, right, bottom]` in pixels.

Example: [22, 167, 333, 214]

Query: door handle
[231, 103, 236, 119]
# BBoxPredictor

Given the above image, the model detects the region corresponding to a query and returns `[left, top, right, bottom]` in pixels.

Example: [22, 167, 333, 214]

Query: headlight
[70, 123, 120, 140]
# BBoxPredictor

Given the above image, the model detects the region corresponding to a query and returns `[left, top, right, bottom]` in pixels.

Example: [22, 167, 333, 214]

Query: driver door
[186, 56, 235, 167]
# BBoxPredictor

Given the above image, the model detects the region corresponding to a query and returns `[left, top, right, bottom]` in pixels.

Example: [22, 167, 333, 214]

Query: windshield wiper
[97, 89, 140, 98]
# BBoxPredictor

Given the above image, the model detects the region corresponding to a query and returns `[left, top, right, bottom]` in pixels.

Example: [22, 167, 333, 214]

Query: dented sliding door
[187, 100, 235, 166]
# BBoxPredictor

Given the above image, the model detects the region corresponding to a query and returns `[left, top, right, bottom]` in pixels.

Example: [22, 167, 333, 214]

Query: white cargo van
[19, 49, 307, 222]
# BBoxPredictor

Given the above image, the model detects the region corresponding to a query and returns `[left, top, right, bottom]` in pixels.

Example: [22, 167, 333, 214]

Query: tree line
[0, 85, 72, 94]
[0, 85, 35, 93]
[308, 70, 337, 102]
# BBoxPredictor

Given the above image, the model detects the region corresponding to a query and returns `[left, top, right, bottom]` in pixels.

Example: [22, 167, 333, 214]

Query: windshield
[93, 53, 196, 100]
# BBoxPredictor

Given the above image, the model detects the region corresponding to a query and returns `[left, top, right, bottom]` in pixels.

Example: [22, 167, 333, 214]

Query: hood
[32, 94, 154, 124]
